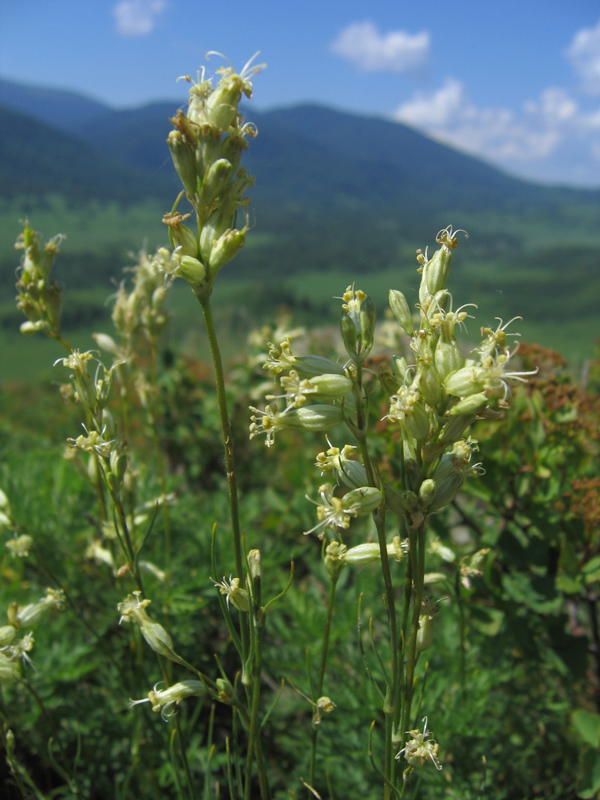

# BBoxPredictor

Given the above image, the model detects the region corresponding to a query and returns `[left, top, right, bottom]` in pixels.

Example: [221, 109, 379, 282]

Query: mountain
[0, 77, 111, 129]
[0, 78, 598, 358]
[3, 75, 600, 215]
[0, 103, 175, 203]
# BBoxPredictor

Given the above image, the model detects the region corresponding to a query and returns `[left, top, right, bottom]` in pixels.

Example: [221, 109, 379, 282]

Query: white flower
[396, 716, 442, 771]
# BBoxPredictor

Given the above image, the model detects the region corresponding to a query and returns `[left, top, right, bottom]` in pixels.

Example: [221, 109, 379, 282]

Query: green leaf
[577, 747, 600, 798]
[573, 710, 600, 748]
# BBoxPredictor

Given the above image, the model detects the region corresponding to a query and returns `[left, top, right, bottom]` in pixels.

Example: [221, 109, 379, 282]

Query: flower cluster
[155, 54, 265, 296]
[0, 589, 65, 685]
[14, 223, 64, 339]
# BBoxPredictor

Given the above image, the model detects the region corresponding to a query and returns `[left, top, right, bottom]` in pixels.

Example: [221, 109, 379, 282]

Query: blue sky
[2, 1, 600, 186]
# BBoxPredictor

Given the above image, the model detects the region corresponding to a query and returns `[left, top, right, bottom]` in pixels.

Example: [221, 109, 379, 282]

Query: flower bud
[317, 696, 336, 714]
[418, 479, 436, 509]
[0, 653, 19, 685]
[283, 405, 344, 433]
[308, 373, 353, 399]
[16, 588, 65, 627]
[391, 355, 410, 384]
[167, 130, 198, 196]
[444, 366, 485, 398]
[0, 626, 17, 646]
[389, 289, 414, 335]
[448, 392, 488, 416]
[177, 255, 207, 285]
[202, 158, 234, 207]
[344, 542, 380, 566]
[208, 228, 246, 275]
[163, 213, 198, 258]
[435, 340, 464, 381]
[324, 540, 347, 577]
[417, 598, 439, 652]
[248, 549, 263, 581]
[417, 363, 445, 412]
[340, 287, 375, 363]
[343, 486, 382, 516]
[216, 676, 236, 703]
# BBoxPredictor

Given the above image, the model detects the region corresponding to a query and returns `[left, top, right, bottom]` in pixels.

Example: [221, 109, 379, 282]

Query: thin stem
[149, 337, 171, 576]
[197, 292, 249, 660]
[350, 359, 399, 796]
[244, 608, 270, 800]
[308, 574, 339, 790]
[399, 524, 426, 779]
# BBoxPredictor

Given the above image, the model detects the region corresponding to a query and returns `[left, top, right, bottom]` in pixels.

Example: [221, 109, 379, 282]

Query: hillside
[0, 103, 175, 203]
[0, 77, 598, 362]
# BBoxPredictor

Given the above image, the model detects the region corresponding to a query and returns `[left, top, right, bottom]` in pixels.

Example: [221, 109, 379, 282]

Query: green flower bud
[308, 373, 353, 399]
[167, 129, 198, 196]
[418, 478, 436, 508]
[0, 626, 17, 646]
[435, 340, 464, 381]
[388, 386, 430, 442]
[208, 227, 246, 275]
[417, 598, 439, 652]
[177, 255, 207, 285]
[163, 212, 198, 257]
[37, 238, 61, 279]
[215, 677, 236, 704]
[424, 244, 452, 296]
[0, 653, 19, 685]
[220, 127, 249, 172]
[250, 403, 343, 447]
[391, 355, 410, 384]
[340, 286, 375, 363]
[344, 542, 380, 566]
[444, 366, 485, 398]
[196, 120, 222, 166]
[248, 549, 263, 582]
[419, 365, 445, 413]
[343, 486, 382, 516]
[389, 289, 414, 335]
[16, 588, 65, 627]
[324, 540, 347, 576]
[202, 158, 234, 207]
[448, 392, 488, 416]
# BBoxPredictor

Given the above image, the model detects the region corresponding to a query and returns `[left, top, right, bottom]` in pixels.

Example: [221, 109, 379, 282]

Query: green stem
[149, 338, 171, 576]
[197, 292, 249, 659]
[308, 574, 339, 791]
[350, 359, 399, 796]
[399, 523, 426, 791]
[244, 608, 270, 800]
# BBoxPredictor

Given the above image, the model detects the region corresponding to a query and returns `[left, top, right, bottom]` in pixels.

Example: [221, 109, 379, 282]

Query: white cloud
[330, 21, 430, 73]
[394, 79, 589, 164]
[565, 19, 600, 95]
[113, 0, 167, 37]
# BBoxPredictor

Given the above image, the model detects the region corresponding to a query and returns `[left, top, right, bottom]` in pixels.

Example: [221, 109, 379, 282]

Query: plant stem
[149, 337, 171, 576]
[399, 523, 426, 787]
[308, 574, 339, 790]
[197, 292, 249, 659]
